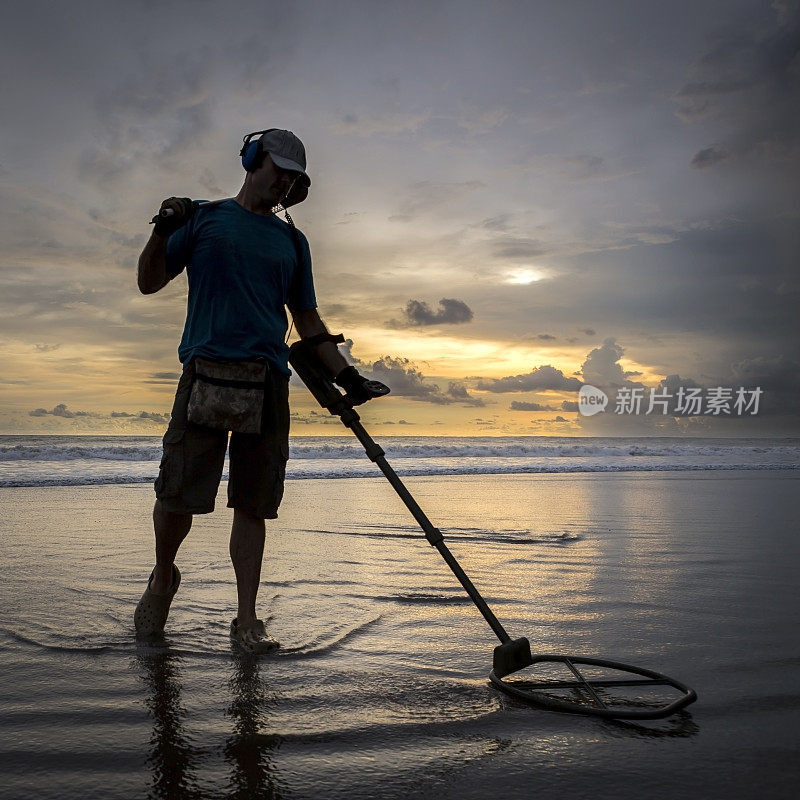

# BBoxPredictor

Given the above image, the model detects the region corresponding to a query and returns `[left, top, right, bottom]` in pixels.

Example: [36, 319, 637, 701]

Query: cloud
[291, 410, 342, 425]
[363, 356, 445, 401]
[536, 333, 557, 341]
[354, 355, 482, 406]
[110, 410, 170, 422]
[446, 381, 484, 406]
[29, 403, 98, 418]
[477, 365, 582, 393]
[560, 154, 605, 180]
[510, 401, 553, 411]
[146, 372, 182, 384]
[475, 214, 512, 231]
[691, 145, 730, 169]
[331, 109, 431, 137]
[389, 180, 484, 222]
[198, 167, 224, 196]
[561, 400, 579, 412]
[490, 236, 549, 260]
[78, 64, 215, 185]
[580, 338, 629, 388]
[397, 297, 474, 326]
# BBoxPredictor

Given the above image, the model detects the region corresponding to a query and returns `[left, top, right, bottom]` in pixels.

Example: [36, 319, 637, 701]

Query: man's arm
[137, 197, 194, 295]
[290, 307, 348, 377]
[137, 233, 171, 294]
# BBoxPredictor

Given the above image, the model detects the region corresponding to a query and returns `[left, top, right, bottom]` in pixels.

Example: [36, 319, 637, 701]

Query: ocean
[1, 434, 798, 488]
[1, 436, 799, 799]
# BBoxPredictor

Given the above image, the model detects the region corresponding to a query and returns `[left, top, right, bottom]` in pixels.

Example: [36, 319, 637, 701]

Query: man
[134, 129, 373, 653]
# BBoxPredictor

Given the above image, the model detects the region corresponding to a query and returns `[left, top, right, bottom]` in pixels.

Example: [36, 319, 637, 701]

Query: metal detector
[289, 340, 697, 720]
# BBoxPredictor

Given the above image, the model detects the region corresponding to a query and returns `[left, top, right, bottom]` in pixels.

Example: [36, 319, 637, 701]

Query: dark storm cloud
[477, 365, 582, 393]
[398, 298, 474, 326]
[730, 354, 800, 392]
[557, 215, 799, 358]
[675, 3, 800, 171]
[726, 355, 800, 416]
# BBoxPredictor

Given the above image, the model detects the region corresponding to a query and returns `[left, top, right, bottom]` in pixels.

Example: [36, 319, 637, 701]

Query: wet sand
[2, 471, 799, 799]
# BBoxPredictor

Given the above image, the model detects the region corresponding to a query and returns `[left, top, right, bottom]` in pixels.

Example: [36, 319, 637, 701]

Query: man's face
[253, 153, 301, 206]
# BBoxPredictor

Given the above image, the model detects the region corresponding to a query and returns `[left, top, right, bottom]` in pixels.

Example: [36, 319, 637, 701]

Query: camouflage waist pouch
[187, 358, 269, 434]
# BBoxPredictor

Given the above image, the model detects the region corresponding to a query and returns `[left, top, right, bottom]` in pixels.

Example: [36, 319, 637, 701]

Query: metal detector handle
[159, 200, 201, 218]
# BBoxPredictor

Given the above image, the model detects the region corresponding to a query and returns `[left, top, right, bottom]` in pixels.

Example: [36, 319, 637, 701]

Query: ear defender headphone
[240, 129, 272, 172]
[239, 129, 310, 208]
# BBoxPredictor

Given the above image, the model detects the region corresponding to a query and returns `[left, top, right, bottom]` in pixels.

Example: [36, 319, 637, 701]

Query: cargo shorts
[154, 360, 290, 519]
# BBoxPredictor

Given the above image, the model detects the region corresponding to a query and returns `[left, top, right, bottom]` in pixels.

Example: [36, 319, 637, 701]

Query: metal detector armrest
[289, 339, 389, 412]
[289, 339, 346, 413]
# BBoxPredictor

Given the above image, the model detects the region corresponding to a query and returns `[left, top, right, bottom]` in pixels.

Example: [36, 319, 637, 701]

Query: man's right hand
[150, 197, 194, 238]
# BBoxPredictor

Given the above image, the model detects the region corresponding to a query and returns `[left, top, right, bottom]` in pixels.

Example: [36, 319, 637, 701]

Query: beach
[2, 457, 799, 798]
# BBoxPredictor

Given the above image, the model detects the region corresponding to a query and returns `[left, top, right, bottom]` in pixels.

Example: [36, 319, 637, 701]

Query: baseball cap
[259, 129, 310, 186]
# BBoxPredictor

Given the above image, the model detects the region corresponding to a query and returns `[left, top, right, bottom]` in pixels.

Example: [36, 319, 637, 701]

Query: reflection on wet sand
[224, 650, 283, 799]
[138, 647, 202, 799]
[137, 645, 283, 799]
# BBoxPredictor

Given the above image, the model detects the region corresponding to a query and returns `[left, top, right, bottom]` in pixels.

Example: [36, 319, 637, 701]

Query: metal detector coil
[289, 341, 698, 720]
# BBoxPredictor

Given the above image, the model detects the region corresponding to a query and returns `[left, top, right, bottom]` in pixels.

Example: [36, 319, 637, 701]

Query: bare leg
[229, 508, 266, 624]
[150, 499, 192, 594]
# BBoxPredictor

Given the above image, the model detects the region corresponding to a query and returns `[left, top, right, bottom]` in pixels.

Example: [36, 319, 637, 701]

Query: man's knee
[154, 499, 193, 532]
[232, 507, 266, 528]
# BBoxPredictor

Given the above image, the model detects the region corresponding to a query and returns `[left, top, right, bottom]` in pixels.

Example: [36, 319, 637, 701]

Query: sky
[1, 0, 798, 436]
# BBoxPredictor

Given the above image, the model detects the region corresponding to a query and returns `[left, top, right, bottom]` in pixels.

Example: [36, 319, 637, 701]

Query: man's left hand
[334, 366, 390, 406]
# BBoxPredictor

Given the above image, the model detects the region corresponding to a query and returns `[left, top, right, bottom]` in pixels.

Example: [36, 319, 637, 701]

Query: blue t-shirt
[165, 199, 317, 376]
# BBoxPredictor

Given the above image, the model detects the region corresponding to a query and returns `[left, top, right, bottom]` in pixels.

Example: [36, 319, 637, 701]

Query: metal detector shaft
[288, 339, 514, 645]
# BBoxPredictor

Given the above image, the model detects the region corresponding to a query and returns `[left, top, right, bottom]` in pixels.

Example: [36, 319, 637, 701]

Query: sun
[505, 268, 545, 285]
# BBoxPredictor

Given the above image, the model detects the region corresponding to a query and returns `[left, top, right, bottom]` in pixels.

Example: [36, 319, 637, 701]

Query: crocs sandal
[230, 618, 280, 654]
[134, 565, 181, 637]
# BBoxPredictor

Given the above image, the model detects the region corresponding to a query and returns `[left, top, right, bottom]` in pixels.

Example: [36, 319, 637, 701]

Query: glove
[334, 365, 390, 406]
[150, 197, 194, 238]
